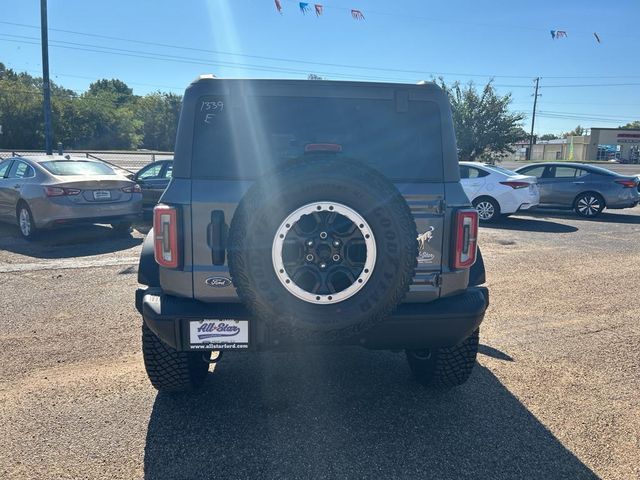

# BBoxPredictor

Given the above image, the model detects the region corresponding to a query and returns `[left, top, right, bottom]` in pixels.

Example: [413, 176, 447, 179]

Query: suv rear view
[135, 78, 488, 392]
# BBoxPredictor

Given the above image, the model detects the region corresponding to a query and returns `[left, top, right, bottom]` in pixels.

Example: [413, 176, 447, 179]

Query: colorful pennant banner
[351, 9, 365, 20]
[299, 2, 310, 14]
[274, 1, 365, 21]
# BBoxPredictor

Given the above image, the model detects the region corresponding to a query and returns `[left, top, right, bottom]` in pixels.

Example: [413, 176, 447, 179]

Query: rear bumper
[135, 287, 489, 351]
[45, 213, 142, 227]
[32, 196, 142, 228]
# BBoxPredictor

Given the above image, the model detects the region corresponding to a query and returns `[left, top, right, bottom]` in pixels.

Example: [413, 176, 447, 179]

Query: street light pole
[40, 0, 53, 155]
[527, 77, 540, 161]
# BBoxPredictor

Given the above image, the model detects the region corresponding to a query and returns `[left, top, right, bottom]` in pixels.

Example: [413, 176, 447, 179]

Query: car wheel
[227, 157, 418, 341]
[473, 197, 500, 223]
[142, 323, 211, 392]
[406, 328, 479, 388]
[574, 193, 604, 218]
[17, 203, 38, 240]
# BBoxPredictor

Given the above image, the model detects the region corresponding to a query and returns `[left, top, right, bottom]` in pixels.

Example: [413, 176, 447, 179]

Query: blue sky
[1, 0, 639, 134]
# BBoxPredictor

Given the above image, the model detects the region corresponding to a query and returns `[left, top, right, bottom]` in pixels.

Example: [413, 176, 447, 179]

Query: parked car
[135, 78, 489, 393]
[459, 162, 539, 222]
[515, 162, 640, 218]
[0, 155, 142, 239]
[133, 159, 173, 214]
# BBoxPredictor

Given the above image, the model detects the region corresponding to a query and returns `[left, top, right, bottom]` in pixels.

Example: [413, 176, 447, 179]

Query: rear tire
[16, 202, 38, 240]
[574, 192, 604, 218]
[142, 323, 211, 392]
[406, 328, 479, 388]
[473, 197, 500, 223]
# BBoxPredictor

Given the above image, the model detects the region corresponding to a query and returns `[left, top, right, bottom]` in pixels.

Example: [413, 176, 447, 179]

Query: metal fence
[0, 149, 174, 173]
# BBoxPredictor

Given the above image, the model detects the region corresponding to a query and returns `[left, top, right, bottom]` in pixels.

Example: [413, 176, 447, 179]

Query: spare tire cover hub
[272, 202, 377, 305]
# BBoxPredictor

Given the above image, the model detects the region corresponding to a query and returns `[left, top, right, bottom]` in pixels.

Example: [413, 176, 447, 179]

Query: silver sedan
[515, 162, 640, 218]
[0, 155, 142, 239]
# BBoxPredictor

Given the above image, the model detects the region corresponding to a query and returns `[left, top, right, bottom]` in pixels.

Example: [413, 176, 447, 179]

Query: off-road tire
[406, 328, 480, 388]
[142, 323, 210, 392]
[228, 157, 418, 341]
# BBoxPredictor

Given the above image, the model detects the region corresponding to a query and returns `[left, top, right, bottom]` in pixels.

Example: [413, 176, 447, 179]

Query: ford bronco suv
[135, 77, 488, 393]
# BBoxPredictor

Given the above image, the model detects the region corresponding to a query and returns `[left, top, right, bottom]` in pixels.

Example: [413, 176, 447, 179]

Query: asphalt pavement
[0, 207, 639, 479]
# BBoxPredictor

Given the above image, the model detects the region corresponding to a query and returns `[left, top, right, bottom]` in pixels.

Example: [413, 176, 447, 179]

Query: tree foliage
[562, 125, 585, 137]
[539, 133, 560, 141]
[437, 79, 527, 161]
[619, 120, 640, 129]
[0, 63, 181, 150]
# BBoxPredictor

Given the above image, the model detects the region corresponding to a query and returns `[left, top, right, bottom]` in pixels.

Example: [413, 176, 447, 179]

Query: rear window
[483, 164, 518, 176]
[41, 161, 116, 176]
[192, 95, 443, 181]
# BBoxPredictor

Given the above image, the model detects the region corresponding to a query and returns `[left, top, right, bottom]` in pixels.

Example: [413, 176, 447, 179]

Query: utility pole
[40, 0, 53, 155]
[527, 77, 540, 161]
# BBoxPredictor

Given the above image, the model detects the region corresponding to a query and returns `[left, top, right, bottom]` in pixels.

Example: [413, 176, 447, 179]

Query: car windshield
[40, 161, 116, 176]
[192, 95, 443, 181]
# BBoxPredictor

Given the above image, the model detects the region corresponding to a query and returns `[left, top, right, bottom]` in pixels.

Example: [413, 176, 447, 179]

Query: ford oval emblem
[205, 276, 232, 288]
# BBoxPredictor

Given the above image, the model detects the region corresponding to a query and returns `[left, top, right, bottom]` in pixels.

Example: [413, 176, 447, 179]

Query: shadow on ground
[525, 209, 640, 225]
[144, 348, 596, 479]
[481, 216, 578, 234]
[0, 223, 143, 258]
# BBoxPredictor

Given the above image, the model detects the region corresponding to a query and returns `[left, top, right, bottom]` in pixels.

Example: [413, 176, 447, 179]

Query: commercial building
[507, 127, 640, 163]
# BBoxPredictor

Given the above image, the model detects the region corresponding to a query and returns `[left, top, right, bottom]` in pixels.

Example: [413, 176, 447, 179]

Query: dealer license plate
[93, 190, 111, 200]
[189, 319, 249, 350]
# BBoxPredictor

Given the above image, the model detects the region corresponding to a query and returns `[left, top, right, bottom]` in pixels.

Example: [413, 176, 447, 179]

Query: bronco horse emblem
[417, 226, 435, 252]
[417, 226, 435, 263]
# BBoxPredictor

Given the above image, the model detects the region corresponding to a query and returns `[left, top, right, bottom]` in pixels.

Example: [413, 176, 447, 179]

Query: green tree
[563, 125, 585, 137]
[87, 79, 134, 107]
[437, 79, 527, 161]
[540, 133, 560, 141]
[619, 121, 640, 129]
[136, 92, 182, 150]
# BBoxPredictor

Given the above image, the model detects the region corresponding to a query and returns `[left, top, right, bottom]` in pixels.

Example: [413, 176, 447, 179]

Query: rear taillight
[153, 205, 179, 268]
[452, 209, 478, 269]
[615, 179, 637, 188]
[500, 181, 530, 189]
[44, 186, 80, 196]
[122, 184, 142, 193]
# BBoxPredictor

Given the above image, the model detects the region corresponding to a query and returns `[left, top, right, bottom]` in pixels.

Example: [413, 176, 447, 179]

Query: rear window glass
[483, 164, 518, 176]
[192, 95, 443, 181]
[41, 161, 115, 176]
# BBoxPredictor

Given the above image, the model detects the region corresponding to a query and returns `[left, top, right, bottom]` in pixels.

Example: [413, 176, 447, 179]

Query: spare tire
[228, 157, 417, 340]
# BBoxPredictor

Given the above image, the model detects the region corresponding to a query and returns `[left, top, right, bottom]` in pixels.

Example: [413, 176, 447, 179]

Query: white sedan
[459, 162, 539, 222]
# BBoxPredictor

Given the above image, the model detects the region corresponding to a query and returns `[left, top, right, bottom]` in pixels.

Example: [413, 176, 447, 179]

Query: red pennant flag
[314, 4, 323, 16]
[351, 9, 365, 20]
[274, 0, 282, 13]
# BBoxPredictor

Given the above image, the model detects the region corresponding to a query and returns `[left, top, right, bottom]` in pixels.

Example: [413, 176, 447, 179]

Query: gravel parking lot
[1, 206, 639, 480]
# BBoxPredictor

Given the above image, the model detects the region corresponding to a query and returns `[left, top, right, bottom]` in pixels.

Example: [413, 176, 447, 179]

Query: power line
[538, 110, 639, 120]
[2, 20, 640, 81]
[0, 34, 546, 87]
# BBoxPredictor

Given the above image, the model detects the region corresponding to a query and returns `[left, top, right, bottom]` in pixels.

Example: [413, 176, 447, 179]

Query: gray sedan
[515, 162, 639, 218]
[0, 155, 142, 239]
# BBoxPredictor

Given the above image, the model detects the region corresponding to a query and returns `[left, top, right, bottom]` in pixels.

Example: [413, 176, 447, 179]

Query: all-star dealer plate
[189, 319, 249, 350]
